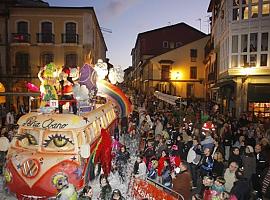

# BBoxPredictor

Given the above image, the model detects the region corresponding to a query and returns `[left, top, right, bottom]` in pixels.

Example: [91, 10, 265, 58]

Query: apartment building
[130, 22, 207, 94]
[208, 0, 270, 117]
[141, 35, 209, 99]
[0, 1, 107, 110]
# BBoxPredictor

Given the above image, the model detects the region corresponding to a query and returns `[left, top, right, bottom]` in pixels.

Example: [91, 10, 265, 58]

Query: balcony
[12, 66, 31, 76]
[11, 33, 31, 43]
[61, 33, 79, 44]
[36, 33, 55, 43]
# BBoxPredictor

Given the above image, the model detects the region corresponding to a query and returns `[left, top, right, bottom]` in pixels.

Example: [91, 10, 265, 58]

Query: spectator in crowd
[133, 155, 147, 180]
[79, 185, 93, 200]
[212, 151, 225, 178]
[99, 174, 112, 200]
[199, 147, 214, 178]
[241, 145, 256, 185]
[161, 159, 172, 188]
[230, 169, 251, 200]
[224, 161, 239, 192]
[110, 189, 126, 200]
[171, 161, 192, 200]
[228, 147, 242, 168]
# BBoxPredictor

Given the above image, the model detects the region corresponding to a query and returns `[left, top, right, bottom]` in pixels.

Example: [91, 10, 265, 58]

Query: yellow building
[142, 35, 209, 99]
[0, 3, 107, 111]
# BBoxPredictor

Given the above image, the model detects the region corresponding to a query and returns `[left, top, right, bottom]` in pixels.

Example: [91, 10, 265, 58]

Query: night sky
[46, 0, 210, 69]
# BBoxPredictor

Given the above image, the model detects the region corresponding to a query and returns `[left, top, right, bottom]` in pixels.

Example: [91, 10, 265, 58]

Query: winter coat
[228, 154, 242, 168]
[135, 162, 147, 180]
[212, 160, 224, 177]
[199, 155, 214, 177]
[100, 184, 112, 200]
[147, 167, 157, 180]
[230, 179, 251, 200]
[224, 168, 236, 192]
[172, 170, 192, 200]
[242, 154, 256, 182]
[157, 156, 169, 176]
[161, 166, 172, 188]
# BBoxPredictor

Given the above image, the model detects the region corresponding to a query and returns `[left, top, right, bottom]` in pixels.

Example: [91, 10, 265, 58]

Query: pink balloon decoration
[26, 82, 40, 92]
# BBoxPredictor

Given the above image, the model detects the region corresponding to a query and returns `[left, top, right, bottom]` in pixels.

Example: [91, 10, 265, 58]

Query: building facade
[141, 36, 209, 99]
[208, 0, 270, 117]
[130, 23, 207, 94]
[0, 2, 107, 111]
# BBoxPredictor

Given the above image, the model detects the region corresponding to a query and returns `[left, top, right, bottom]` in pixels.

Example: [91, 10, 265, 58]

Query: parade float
[4, 60, 132, 199]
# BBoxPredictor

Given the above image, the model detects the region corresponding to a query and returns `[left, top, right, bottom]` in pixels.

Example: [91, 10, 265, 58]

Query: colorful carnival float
[3, 60, 132, 199]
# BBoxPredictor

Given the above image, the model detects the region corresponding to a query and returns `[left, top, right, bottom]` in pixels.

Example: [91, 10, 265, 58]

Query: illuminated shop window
[262, 1, 270, 17]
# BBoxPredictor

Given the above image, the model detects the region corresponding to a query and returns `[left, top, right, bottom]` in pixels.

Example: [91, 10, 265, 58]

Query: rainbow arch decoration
[97, 80, 132, 118]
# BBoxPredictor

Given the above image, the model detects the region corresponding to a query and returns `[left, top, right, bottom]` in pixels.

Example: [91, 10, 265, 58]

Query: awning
[210, 79, 236, 90]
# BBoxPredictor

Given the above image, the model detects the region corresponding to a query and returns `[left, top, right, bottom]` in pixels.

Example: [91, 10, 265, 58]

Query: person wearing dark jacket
[228, 147, 242, 168]
[172, 161, 192, 200]
[230, 169, 251, 200]
[78, 186, 93, 200]
[99, 174, 112, 200]
[199, 148, 214, 177]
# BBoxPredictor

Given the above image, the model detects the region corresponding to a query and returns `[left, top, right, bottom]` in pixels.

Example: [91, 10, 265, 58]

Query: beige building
[0, 3, 107, 111]
[141, 35, 209, 99]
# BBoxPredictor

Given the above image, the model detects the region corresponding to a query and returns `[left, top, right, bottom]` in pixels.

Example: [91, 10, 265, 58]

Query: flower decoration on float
[108, 66, 124, 84]
[94, 59, 108, 80]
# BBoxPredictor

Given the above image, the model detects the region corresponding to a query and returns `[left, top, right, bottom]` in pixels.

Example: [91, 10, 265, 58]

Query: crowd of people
[120, 93, 270, 200]
[1, 93, 270, 200]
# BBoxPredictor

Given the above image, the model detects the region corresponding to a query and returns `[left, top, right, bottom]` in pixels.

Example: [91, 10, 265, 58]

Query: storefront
[248, 84, 270, 117]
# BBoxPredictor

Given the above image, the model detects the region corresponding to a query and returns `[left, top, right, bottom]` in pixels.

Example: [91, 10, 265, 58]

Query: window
[250, 54, 257, 66]
[65, 54, 77, 67]
[190, 49, 197, 62]
[190, 66, 197, 79]
[161, 65, 170, 81]
[262, 1, 270, 17]
[251, 5, 258, 18]
[231, 55, 238, 67]
[163, 41, 169, 48]
[65, 22, 77, 43]
[40, 22, 53, 43]
[233, 8, 240, 20]
[241, 6, 249, 19]
[17, 21, 28, 33]
[240, 55, 248, 67]
[15, 52, 29, 71]
[169, 42, 174, 49]
[261, 33, 268, 51]
[250, 33, 258, 52]
[261, 54, 268, 66]
[41, 53, 54, 66]
[15, 52, 29, 74]
[241, 34, 248, 52]
[232, 35, 238, 53]
[176, 42, 182, 47]
[187, 84, 194, 98]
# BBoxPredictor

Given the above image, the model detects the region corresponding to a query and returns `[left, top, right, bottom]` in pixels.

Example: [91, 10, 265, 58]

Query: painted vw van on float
[4, 102, 117, 199]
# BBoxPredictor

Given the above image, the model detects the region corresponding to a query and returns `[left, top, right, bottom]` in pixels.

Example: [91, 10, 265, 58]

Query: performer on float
[38, 63, 60, 108]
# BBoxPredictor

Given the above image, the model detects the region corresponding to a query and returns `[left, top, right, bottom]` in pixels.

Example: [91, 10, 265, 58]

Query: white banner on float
[154, 91, 181, 105]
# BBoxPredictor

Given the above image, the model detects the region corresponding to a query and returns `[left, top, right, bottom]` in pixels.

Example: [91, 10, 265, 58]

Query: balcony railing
[36, 33, 55, 43]
[61, 33, 79, 44]
[11, 33, 31, 43]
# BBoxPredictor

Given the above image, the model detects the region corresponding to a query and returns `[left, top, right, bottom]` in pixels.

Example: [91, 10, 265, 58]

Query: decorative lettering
[22, 116, 68, 129]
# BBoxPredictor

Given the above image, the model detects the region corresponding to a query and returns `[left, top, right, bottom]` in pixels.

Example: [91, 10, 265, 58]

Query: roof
[134, 22, 206, 49]
[207, 0, 214, 12]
